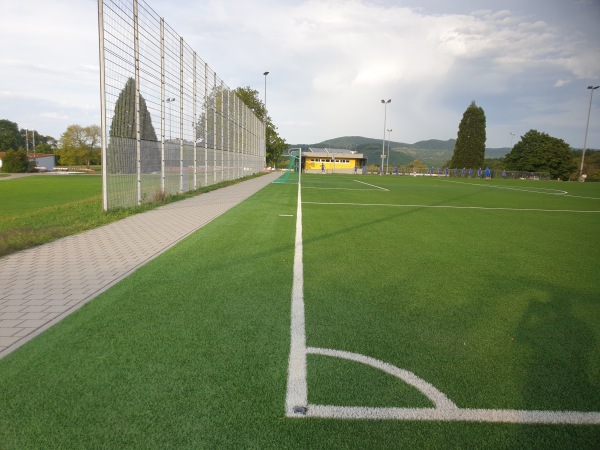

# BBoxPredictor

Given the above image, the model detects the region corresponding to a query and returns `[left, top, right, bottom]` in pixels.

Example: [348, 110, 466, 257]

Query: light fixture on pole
[381, 99, 391, 175]
[263, 71, 269, 112]
[166, 97, 176, 140]
[579, 85, 599, 179]
[510, 131, 516, 149]
[387, 129, 392, 174]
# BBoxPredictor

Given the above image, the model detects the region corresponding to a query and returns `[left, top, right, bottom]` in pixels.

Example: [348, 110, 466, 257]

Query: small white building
[32, 154, 56, 171]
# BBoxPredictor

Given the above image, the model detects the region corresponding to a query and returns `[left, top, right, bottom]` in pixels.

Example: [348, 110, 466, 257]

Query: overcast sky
[1, 0, 599, 149]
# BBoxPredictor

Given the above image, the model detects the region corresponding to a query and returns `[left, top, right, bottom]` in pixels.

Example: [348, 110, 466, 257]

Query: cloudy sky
[1, 0, 599, 149]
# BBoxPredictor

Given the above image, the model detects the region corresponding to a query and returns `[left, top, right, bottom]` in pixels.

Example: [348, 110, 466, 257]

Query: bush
[1, 149, 32, 173]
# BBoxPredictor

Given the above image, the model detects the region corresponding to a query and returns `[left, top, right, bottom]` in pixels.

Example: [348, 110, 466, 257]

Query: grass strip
[0, 174, 265, 258]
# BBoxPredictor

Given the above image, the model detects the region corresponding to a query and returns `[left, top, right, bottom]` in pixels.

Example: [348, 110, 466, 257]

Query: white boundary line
[302, 201, 600, 214]
[285, 181, 600, 424]
[285, 181, 308, 415]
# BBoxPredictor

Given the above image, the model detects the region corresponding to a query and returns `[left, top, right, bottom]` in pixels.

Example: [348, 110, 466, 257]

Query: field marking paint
[308, 347, 456, 409]
[302, 187, 375, 191]
[285, 181, 308, 415]
[302, 201, 600, 213]
[353, 180, 389, 191]
[300, 347, 600, 424]
[444, 180, 569, 196]
[286, 182, 600, 424]
[279, 214, 294, 217]
[563, 194, 600, 200]
[304, 405, 600, 424]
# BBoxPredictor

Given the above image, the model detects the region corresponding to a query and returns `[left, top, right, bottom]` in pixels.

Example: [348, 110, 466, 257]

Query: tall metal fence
[98, 0, 265, 210]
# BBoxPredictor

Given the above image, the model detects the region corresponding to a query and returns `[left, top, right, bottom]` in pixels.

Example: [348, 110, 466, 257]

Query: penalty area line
[353, 180, 389, 191]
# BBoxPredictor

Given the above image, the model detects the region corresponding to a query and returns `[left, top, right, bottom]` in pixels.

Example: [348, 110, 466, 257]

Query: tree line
[0, 119, 101, 173]
[447, 101, 596, 180]
[1, 82, 286, 174]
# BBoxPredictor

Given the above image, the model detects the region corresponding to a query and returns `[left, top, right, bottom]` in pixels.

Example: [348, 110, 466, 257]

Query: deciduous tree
[234, 86, 286, 167]
[504, 130, 575, 180]
[57, 124, 101, 168]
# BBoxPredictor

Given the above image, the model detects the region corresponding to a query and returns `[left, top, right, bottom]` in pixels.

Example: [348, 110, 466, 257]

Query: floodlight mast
[387, 129, 392, 174]
[263, 71, 269, 166]
[579, 85, 599, 180]
[381, 99, 391, 175]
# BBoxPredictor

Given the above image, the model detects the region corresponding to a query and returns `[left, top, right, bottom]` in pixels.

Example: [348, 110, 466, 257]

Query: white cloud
[1, 0, 599, 149]
[40, 112, 70, 121]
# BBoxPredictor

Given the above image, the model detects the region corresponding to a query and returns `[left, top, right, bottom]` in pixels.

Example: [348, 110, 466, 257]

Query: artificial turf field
[0, 173, 599, 448]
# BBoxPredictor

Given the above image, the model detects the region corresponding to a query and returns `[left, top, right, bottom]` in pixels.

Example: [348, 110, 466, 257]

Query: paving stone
[0, 172, 280, 359]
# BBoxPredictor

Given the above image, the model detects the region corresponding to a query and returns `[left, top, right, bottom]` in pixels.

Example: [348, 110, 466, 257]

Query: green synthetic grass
[302, 176, 600, 415]
[1, 174, 599, 448]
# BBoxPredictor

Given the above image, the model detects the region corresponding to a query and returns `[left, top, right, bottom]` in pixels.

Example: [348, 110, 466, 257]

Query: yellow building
[302, 148, 367, 174]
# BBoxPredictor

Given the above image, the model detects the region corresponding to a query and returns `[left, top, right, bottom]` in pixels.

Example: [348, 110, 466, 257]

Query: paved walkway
[0, 172, 282, 359]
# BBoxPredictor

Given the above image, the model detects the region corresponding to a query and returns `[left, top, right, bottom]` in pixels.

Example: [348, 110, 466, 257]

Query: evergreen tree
[108, 78, 158, 173]
[450, 101, 486, 168]
[504, 129, 575, 180]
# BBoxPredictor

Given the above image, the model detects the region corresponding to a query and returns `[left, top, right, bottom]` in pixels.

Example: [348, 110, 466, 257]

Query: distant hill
[290, 136, 509, 166]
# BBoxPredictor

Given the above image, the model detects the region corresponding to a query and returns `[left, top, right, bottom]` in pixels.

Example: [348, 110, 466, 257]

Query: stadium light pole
[579, 85, 599, 179]
[166, 97, 176, 140]
[510, 131, 516, 149]
[381, 99, 391, 175]
[387, 129, 392, 174]
[263, 71, 269, 167]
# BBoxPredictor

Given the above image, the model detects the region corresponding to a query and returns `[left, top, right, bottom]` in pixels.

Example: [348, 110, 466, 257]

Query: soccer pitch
[287, 174, 600, 426]
[0, 173, 598, 447]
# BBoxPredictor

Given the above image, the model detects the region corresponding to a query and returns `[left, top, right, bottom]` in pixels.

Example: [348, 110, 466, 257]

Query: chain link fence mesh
[98, 0, 266, 210]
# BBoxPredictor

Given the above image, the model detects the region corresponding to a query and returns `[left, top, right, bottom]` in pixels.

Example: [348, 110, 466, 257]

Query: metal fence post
[134, 0, 142, 205]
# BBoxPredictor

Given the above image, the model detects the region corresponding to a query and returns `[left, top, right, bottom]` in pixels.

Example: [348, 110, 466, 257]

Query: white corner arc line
[304, 348, 600, 424]
[285, 181, 308, 415]
[307, 347, 457, 410]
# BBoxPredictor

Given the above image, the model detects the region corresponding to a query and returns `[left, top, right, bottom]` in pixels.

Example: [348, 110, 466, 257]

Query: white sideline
[285, 181, 308, 415]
